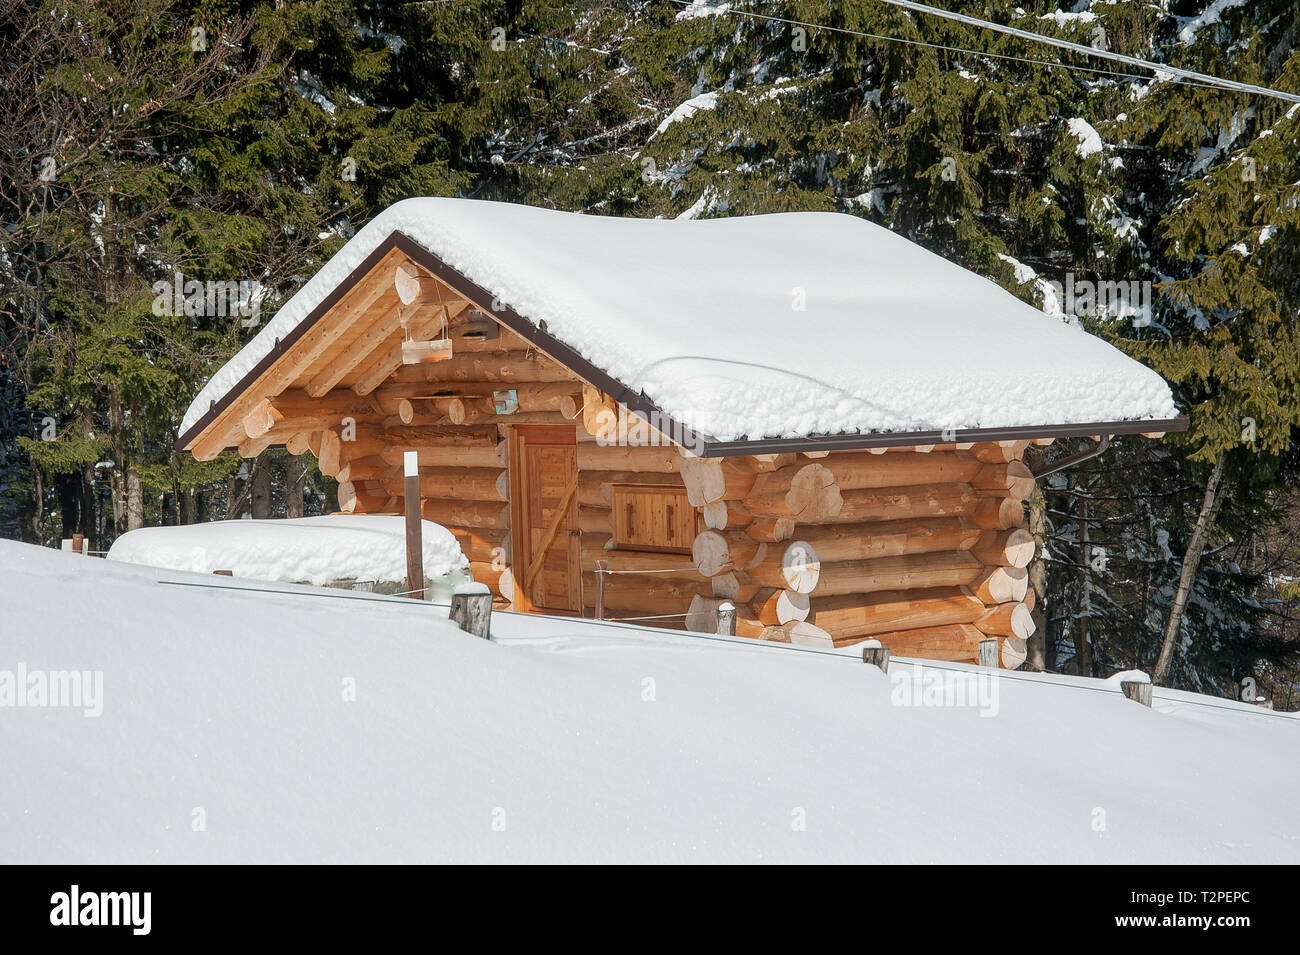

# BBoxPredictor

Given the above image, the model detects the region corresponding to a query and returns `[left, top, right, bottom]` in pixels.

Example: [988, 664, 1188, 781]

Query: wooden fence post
[403, 450, 424, 599]
[449, 582, 493, 640]
[978, 637, 1000, 669]
[1121, 679, 1152, 707]
[71, 533, 84, 556]
[861, 640, 890, 673]
[715, 600, 736, 636]
[594, 559, 607, 621]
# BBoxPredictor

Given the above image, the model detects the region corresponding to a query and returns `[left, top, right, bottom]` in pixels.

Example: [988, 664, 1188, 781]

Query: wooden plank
[387, 350, 567, 385]
[611, 485, 695, 554]
[182, 247, 409, 456]
[305, 302, 407, 397]
[350, 306, 451, 396]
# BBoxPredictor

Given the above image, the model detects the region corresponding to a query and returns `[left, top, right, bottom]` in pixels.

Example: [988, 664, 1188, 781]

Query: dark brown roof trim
[698, 416, 1188, 457]
[1031, 434, 1111, 480]
[177, 229, 1189, 458]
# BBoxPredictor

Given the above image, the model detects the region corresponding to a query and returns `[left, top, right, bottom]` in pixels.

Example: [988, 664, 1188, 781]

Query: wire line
[670, 0, 1300, 103]
[873, 0, 1300, 104]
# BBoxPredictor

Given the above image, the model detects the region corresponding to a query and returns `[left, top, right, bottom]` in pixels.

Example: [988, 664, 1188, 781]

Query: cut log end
[974, 601, 1036, 640]
[972, 528, 1036, 568]
[772, 540, 821, 593]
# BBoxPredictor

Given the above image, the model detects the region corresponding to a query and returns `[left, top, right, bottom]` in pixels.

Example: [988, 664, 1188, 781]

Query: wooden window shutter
[610, 485, 695, 554]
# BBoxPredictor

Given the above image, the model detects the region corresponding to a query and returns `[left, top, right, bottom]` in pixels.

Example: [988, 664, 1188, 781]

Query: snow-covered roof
[181, 198, 1179, 446]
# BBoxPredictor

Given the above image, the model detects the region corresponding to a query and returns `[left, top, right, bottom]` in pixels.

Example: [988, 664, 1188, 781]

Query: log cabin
[177, 198, 1186, 666]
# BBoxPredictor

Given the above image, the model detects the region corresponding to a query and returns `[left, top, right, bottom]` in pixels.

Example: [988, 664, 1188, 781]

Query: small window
[493, 389, 518, 415]
[610, 485, 695, 554]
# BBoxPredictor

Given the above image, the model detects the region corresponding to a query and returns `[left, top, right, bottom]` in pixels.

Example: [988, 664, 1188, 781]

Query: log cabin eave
[695, 415, 1189, 458]
[175, 230, 716, 455]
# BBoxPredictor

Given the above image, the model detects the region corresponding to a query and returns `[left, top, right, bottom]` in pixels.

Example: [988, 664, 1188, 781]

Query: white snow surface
[674, 0, 732, 20]
[181, 199, 1178, 442]
[2, 540, 1297, 863]
[1038, 10, 1096, 27]
[1106, 669, 1152, 685]
[1177, 0, 1248, 45]
[1067, 117, 1105, 158]
[650, 91, 719, 138]
[105, 515, 466, 586]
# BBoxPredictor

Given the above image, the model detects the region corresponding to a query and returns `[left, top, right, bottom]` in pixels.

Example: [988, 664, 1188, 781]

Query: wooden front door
[509, 425, 580, 613]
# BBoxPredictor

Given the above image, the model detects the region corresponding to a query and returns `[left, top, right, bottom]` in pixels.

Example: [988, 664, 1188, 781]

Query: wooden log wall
[266, 283, 711, 620]
[245, 255, 1040, 661]
[322, 321, 582, 607]
[680, 442, 1039, 666]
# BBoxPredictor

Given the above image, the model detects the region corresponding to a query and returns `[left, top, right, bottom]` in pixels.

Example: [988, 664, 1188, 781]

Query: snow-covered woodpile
[177, 198, 1184, 666]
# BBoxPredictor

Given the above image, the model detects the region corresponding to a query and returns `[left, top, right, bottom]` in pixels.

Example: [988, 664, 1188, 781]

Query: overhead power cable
[669, 0, 1300, 104]
[872, 0, 1300, 104]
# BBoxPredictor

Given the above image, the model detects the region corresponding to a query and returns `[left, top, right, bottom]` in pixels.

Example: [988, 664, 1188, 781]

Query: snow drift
[2, 540, 1295, 864]
[105, 515, 466, 587]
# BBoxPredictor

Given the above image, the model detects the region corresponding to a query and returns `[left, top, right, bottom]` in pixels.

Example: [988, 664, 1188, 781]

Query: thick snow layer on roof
[4, 539, 1297, 863]
[181, 199, 1178, 441]
[106, 514, 466, 586]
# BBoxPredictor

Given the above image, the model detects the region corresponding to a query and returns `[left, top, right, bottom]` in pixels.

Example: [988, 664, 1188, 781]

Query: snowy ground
[1, 539, 1296, 864]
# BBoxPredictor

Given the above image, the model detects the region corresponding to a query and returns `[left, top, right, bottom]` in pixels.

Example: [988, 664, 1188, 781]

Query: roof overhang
[177, 230, 1188, 457]
[700, 417, 1187, 456]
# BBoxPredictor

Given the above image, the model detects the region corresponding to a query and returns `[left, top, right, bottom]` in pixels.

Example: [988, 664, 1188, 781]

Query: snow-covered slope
[2, 539, 1293, 864]
[181, 199, 1178, 442]
[106, 515, 466, 587]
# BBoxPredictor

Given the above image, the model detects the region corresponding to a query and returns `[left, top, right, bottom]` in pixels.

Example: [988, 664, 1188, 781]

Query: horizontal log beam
[796, 517, 981, 563]
[692, 530, 763, 577]
[972, 565, 1028, 604]
[832, 483, 978, 523]
[971, 461, 1036, 501]
[387, 350, 569, 384]
[378, 467, 508, 503]
[581, 572, 701, 616]
[813, 550, 983, 598]
[808, 587, 985, 640]
[853, 623, 984, 660]
[819, 450, 983, 490]
[746, 540, 821, 593]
